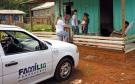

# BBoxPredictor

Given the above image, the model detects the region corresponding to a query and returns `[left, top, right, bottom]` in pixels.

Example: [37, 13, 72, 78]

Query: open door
[100, 0, 113, 36]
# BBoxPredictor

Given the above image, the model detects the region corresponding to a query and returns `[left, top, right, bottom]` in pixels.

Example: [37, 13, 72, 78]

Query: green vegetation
[24, 24, 53, 32]
[0, 0, 29, 16]
[15, 31, 30, 39]
[0, 0, 54, 32]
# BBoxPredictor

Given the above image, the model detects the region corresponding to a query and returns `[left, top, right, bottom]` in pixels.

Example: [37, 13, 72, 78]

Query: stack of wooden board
[73, 35, 125, 50]
[32, 32, 56, 40]
[32, 32, 135, 52]
[125, 35, 135, 53]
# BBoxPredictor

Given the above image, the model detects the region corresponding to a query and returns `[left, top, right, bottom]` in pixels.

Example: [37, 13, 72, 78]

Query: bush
[24, 24, 53, 32]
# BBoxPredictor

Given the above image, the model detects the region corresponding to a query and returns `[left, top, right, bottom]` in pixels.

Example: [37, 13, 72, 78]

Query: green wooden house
[22, 0, 135, 62]
[26, 0, 135, 36]
[26, 0, 135, 56]
[54, 0, 135, 36]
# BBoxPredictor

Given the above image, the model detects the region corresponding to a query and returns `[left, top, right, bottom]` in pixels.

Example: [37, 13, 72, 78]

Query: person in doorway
[81, 16, 86, 33]
[64, 13, 70, 24]
[71, 9, 79, 35]
[81, 13, 89, 35]
[55, 15, 69, 42]
[119, 21, 129, 32]
[110, 21, 129, 37]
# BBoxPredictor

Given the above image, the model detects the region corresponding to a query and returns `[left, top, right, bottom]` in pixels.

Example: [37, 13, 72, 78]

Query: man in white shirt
[55, 16, 69, 42]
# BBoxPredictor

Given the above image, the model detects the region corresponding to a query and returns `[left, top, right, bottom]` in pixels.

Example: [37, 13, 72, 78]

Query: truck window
[0, 31, 41, 55]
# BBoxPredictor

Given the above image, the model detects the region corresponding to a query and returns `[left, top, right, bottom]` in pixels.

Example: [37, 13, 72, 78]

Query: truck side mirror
[40, 42, 48, 50]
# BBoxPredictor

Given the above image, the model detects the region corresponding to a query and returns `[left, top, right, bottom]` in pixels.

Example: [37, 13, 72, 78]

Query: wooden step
[32, 32, 56, 35]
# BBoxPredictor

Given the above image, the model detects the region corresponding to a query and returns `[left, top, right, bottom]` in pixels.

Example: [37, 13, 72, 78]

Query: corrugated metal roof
[32, 2, 55, 11]
[26, 0, 54, 4]
[0, 10, 25, 14]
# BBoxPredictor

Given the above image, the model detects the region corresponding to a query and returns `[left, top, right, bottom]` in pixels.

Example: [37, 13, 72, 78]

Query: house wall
[55, 0, 135, 35]
[33, 6, 55, 17]
[113, 0, 135, 35]
[55, 0, 58, 17]
[55, 0, 100, 35]
[73, 0, 100, 35]
[113, 0, 122, 32]
[0, 14, 23, 27]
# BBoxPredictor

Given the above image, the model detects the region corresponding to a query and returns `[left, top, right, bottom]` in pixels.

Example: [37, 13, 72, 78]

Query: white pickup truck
[0, 25, 79, 84]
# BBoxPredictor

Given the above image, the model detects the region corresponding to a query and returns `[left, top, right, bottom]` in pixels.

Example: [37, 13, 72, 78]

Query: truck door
[0, 31, 53, 84]
[0, 53, 2, 84]
[0, 58, 2, 84]
[0, 35, 5, 84]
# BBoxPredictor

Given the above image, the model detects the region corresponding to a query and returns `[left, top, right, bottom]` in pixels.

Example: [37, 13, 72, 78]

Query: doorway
[63, 2, 73, 16]
[100, 0, 113, 36]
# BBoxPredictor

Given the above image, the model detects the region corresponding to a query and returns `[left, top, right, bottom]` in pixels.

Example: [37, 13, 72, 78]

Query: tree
[0, 0, 29, 15]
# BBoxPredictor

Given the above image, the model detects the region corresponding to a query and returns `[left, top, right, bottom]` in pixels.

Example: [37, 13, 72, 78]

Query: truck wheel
[54, 58, 73, 81]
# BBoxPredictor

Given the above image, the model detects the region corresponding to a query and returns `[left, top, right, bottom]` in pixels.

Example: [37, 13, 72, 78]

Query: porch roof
[31, 2, 55, 11]
[26, 0, 54, 4]
[0, 10, 25, 15]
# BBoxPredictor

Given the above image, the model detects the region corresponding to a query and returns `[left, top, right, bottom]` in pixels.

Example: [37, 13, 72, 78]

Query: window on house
[47, 10, 50, 14]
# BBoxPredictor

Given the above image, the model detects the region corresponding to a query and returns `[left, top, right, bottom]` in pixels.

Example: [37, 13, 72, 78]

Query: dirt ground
[40, 45, 135, 84]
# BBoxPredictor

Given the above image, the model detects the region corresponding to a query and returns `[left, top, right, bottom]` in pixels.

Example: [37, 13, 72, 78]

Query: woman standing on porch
[81, 13, 89, 34]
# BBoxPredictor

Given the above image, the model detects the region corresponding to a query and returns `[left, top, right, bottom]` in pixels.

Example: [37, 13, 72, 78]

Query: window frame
[0, 30, 48, 56]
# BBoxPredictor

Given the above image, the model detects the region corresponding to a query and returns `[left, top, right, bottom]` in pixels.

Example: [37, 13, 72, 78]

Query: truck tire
[54, 58, 73, 81]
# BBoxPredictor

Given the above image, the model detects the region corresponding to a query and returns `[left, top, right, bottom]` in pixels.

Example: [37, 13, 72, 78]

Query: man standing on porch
[71, 9, 79, 35]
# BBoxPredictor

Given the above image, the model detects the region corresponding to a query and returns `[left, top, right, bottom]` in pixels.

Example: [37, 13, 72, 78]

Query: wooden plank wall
[125, 35, 135, 53]
[33, 32, 125, 51]
[25, 17, 52, 25]
[73, 35, 124, 50]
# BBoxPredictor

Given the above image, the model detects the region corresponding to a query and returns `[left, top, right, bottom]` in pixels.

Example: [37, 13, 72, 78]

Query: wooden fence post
[69, 28, 73, 43]
[29, 3, 33, 31]
[121, 0, 126, 63]
[58, 0, 61, 16]
[122, 0, 125, 36]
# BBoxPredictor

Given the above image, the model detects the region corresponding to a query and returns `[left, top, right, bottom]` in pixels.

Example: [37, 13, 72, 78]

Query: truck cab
[0, 25, 79, 84]
[0, 45, 3, 84]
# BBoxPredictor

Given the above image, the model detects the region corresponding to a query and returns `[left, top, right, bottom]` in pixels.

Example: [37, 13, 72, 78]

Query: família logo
[19, 63, 46, 80]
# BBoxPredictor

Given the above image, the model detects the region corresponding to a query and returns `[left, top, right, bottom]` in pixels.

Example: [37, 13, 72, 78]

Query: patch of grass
[24, 24, 53, 32]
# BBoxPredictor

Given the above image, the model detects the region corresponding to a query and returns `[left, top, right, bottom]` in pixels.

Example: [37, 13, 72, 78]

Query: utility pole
[122, 0, 125, 37]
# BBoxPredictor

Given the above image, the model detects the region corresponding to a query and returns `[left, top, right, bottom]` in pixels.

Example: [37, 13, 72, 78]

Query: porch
[32, 31, 135, 63]
[25, 0, 135, 63]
